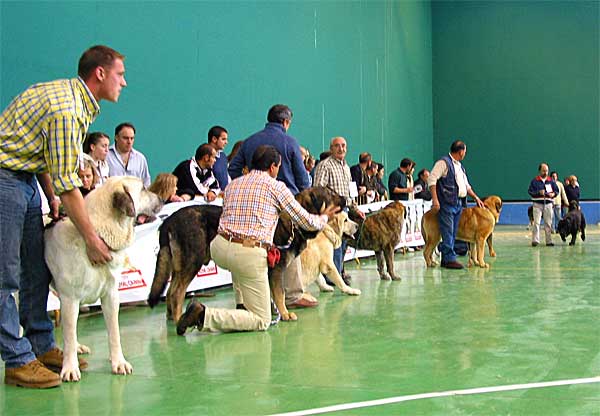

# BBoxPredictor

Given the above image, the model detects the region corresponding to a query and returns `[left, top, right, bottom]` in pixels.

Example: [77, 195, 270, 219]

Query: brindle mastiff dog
[347, 201, 406, 281]
[147, 204, 222, 322]
[148, 186, 345, 323]
[422, 195, 503, 268]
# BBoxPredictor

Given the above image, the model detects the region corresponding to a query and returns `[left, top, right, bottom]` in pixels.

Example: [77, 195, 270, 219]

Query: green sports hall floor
[2, 225, 599, 416]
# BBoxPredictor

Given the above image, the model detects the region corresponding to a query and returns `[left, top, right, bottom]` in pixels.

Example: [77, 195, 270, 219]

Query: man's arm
[36, 173, 61, 219]
[467, 187, 484, 208]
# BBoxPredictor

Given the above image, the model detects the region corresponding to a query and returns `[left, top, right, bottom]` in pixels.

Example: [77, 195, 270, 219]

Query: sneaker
[176, 301, 206, 335]
[531, 242, 539, 247]
[5, 359, 61, 389]
[546, 243, 555, 247]
[37, 347, 88, 372]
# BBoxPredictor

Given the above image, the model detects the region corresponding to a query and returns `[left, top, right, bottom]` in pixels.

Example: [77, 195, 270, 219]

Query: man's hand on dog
[86, 235, 113, 266]
[323, 205, 341, 221]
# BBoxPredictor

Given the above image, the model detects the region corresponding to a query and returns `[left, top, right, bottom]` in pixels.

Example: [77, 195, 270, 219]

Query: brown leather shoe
[441, 261, 464, 270]
[287, 298, 319, 309]
[176, 301, 206, 335]
[37, 347, 88, 372]
[5, 359, 61, 389]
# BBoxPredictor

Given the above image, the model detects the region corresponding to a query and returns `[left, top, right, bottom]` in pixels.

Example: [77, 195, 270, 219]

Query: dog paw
[391, 275, 402, 281]
[379, 274, 391, 281]
[60, 366, 82, 382]
[489, 251, 496, 257]
[343, 287, 361, 295]
[77, 343, 91, 355]
[281, 312, 298, 321]
[569, 242, 575, 246]
[321, 284, 335, 292]
[111, 360, 133, 375]
[479, 263, 489, 268]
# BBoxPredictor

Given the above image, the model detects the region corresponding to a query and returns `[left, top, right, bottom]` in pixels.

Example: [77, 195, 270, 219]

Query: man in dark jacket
[172, 144, 219, 202]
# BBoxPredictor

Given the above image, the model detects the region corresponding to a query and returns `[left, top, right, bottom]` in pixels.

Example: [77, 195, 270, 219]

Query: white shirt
[428, 154, 471, 198]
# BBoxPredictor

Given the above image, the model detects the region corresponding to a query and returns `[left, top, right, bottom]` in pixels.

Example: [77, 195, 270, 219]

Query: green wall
[432, 0, 599, 200]
[0, 1, 433, 181]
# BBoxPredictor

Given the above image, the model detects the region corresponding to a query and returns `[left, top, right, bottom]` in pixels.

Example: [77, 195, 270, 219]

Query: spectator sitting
[207, 125, 229, 190]
[149, 173, 185, 203]
[375, 163, 388, 200]
[172, 143, 220, 202]
[364, 162, 382, 203]
[388, 158, 414, 201]
[106, 122, 151, 187]
[414, 169, 432, 201]
[350, 152, 371, 203]
[83, 131, 110, 185]
[78, 155, 99, 197]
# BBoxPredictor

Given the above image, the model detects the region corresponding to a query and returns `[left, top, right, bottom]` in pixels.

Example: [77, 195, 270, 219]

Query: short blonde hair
[149, 173, 178, 201]
[78, 157, 99, 188]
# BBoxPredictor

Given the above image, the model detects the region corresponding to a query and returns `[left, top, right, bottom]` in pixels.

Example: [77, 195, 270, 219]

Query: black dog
[557, 201, 586, 245]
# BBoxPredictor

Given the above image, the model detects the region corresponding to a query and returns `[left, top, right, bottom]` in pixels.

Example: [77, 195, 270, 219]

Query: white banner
[47, 198, 430, 311]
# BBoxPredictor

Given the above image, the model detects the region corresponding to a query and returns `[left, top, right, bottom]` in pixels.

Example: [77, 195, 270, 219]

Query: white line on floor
[269, 376, 600, 416]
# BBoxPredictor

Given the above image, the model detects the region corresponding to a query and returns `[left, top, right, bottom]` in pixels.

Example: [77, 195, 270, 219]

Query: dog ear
[113, 186, 136, 218]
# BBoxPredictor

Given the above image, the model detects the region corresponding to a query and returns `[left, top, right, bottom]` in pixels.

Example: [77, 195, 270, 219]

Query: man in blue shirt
[228, 104, 313, 309]
[207, 125, 229, 190]
[229, 104, 310, 194]
[528, 163, 559, 246]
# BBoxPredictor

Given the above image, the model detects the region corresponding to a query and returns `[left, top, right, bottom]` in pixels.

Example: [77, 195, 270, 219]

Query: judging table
[46, 198, 431, 311]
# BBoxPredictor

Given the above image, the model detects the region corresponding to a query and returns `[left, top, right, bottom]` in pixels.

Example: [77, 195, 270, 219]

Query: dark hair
[207, 125, 227, 143]
[319, 151, 332, 161]
[83, 131, 109, 154]
[252, 145, 281, 171]
[538, 163, 548, 171]
[400, 158, 413, 169]
[358, 152, 372, 164]
[228, 140, 244, 162]
[550, 171, 557, 177]
[450, 140, 466, 153]
[78, 45, 125, 80]
[267, 104, 293, 124]
[115, 122, 136, 136]
[367, 162, 378, 172]
[195, 143, 215, 161]
[417, 169, 428, 179]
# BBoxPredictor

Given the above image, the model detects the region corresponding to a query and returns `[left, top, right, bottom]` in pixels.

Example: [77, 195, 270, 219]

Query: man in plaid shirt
[0, 45, 126, 388]
[177, 145, 338, 335]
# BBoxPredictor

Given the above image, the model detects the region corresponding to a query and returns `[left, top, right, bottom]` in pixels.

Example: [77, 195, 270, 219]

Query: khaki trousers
[205, 235, 271, 332]
[532, 202, 553, 244]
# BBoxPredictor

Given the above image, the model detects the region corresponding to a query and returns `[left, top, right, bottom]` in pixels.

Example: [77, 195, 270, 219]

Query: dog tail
[421, 215, 427, 243]
[147, 228, 173, 308]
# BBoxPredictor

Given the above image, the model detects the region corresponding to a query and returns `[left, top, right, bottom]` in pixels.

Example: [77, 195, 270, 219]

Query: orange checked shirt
[218, 170, 327, 245]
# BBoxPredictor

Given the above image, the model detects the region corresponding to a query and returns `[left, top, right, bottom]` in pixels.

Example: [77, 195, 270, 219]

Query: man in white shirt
[106, 122, 151, 187]
[428, 140, 484, 269]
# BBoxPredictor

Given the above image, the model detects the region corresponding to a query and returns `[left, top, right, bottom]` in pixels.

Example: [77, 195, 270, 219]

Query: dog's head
[482, 195, 503, 223]
[86, 177, 163, 250]
[568, 200, 580, 211]
[296, 186, 346, 215]
[384, 201, 407, 219]
[328, 212, 359, 239]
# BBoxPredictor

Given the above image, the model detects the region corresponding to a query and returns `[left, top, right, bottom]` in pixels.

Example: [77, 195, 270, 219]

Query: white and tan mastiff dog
[45, 177, 162, 381]
[300, 211, 360, 299]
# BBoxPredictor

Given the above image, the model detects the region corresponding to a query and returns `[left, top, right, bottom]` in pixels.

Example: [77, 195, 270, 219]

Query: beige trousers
[532, 202, 553, 244]
[205, 235, 271, 332]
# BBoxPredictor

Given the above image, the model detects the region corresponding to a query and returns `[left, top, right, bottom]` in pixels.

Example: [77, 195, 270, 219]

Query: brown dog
[347, 201, 406, 281]
[422, 195, 503, 268]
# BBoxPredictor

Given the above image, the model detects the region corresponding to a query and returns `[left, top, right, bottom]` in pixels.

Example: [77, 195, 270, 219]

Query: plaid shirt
[313, 156, 355, 206]
[0, 77, 100, 194]
[219, 170, 327, 245]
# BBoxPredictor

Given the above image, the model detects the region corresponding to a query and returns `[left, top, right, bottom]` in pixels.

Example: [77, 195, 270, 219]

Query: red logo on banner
[195, 263, 219, 278]
[119, 269, 147, 291]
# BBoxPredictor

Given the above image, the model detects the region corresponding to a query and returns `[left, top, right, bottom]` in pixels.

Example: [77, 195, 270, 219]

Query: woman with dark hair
[83, 131, 110, 185]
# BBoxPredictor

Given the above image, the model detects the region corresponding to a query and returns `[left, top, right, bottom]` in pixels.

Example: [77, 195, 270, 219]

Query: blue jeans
[553, 205, 562, 231]
[438, 203, 463, 264]
[0, 168, 56, 368]
[333, 240, 347, 275]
